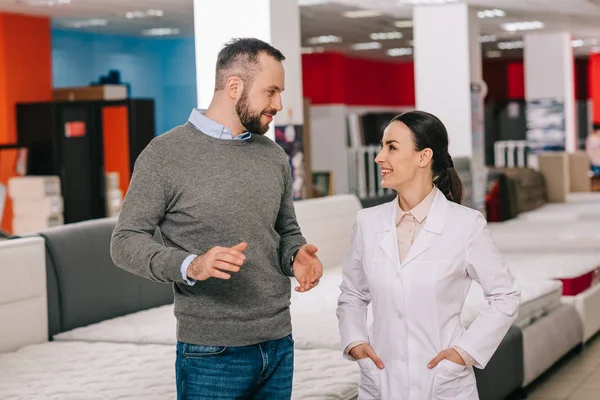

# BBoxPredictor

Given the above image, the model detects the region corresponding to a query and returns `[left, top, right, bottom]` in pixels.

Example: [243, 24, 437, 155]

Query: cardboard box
[8, 176, 61, 199]
[568, 151, 591, 193]
[12, 196, 63, 218]
[53, 85, 127, 102]
[12, 214, 64, 235]
[538, 152, 569, 203]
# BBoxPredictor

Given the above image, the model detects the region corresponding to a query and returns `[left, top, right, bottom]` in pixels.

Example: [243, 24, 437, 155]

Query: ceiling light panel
[395, 20, 413, 28]
[126, 9, 164, 19]
[477, 9, 505, 19]
[388, 47, 413, 57]
[397, 0, 459, 4]
[370, 32, 403, 40]
[301, 47, 325, 54]
[351, 42, 382, 50]
[298, 0, 328, 5]
[307, 35, 342, 44]
[343, 10, 382, 18]
[501, 21, 544, 32]
[479, 35, 497, 43]
[498, 40, 524, 50]
[21, 0, 70, 6]
[62, 19, 108, 28]
[141, 28, 181, 36]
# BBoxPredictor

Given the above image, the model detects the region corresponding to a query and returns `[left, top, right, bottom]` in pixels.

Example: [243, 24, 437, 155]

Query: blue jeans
[176, 334, 294, 400]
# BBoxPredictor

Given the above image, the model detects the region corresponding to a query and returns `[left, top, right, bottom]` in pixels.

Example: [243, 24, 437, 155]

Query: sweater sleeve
[110, 143, 191, 283]
[275, 161, 307, 277]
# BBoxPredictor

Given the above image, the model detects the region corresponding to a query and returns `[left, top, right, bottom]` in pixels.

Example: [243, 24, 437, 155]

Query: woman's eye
[389, 145, 396, 151]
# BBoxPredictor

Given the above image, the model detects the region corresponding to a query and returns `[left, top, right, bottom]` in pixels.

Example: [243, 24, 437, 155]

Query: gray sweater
[110, 122, 306, 346]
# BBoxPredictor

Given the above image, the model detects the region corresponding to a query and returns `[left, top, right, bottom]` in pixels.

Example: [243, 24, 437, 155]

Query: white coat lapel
[377, 198, 400, 267]
[401, 189, 448, 268]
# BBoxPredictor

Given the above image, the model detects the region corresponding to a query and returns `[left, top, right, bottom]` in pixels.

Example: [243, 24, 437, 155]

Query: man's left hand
[293, 244, 323, 293]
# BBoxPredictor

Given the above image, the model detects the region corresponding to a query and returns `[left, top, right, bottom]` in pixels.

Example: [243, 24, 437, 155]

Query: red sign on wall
[65, 121, 86, 138]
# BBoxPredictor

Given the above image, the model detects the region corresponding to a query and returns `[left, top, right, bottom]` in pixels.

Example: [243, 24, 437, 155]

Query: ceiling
[0, 0, 598, 59]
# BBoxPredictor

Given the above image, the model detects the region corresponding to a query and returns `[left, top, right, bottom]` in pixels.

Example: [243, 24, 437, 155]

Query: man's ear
[226, 76, 244, 100]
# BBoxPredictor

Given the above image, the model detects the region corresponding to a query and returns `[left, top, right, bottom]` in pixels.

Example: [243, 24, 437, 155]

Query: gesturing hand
[293, 244, 323, 293]
[187, 242, 248, 281]
[349, 343, 385, 370]
[427, 348, 466, 369]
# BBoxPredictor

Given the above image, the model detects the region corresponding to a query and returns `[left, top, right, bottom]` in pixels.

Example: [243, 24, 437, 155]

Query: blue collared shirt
[180, 109, 251, 285]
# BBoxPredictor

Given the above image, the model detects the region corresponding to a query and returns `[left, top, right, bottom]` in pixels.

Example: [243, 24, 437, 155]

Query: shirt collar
[396, 186, 437, 225]
[188, 108, 251, 141]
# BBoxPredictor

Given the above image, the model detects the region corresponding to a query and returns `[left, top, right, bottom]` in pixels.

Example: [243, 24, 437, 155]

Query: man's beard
[236, 88, 274, 135]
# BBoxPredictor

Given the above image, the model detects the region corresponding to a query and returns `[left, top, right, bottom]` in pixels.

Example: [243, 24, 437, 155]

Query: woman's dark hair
[390, 110, 464, 204]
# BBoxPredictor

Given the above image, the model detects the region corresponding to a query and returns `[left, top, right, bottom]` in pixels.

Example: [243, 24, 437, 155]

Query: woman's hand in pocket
[427, 348, 466, 369]
[349, 343, 385, 369]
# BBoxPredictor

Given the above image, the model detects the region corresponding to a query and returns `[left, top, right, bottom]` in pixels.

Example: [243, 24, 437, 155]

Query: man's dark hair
[215, 38, 285, 91]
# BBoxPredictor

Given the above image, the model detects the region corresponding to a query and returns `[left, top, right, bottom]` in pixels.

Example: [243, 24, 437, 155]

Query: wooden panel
[102, 105, 131, 195]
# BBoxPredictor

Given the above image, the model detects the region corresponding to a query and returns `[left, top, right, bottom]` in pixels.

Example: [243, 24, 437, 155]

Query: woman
[337, 111, 520, 400]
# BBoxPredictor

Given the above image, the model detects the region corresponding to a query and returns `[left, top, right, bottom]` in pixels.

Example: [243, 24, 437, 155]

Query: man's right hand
[186, 242, 248, 281]
[349, 343, 385, 369]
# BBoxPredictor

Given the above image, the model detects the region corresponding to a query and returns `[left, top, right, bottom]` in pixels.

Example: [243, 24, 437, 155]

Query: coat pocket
[357, 358, 382, 400]
[433, 359, 478, 400]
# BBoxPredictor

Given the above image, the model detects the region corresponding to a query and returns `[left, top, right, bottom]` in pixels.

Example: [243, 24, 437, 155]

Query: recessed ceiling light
[501, 21, 544, 32]
[20, 0, 70, 6]
[477, 9, 505, 19]
[487, 50, 502, 58]
[343, 10, 382, 18]
[572, 39, 599, 48]
[307, 35, 342, 44]
[298, 0, 328, 5]
[62, 19, 108, 28]
[388, 48, 413, 57]
[301, 47, 325, 54]
[351, 42, 382, 51]
[126, 9, 164, 19]
[141, 28, 180, 36]
[397, 0, 458, 4]
[498, 40, 524, 50]
[370, 32, 403, 40]
[479, 35, 497, 43]
[394, 20, 413, 28]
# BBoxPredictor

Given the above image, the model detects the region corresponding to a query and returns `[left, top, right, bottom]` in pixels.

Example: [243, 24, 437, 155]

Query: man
[111, 37, 323, 400]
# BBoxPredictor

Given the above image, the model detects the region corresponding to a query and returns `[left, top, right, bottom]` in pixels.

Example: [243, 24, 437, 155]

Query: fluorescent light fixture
[298, 0, 328, 4]
[397, 0, 458, 4]
[141, 28, 180, 36]
[126, 9, 164, 19]
[572, 38, 599, 48]
[498, 40, 524, 50]
[394, 20, 413, 28]
[343, 9, 382, 18]
[477, 9, 505, 19]
[479, 35, 497, 43]
[370, 32, 403, 40]
[307, 35, 342, 44]
[21, 0, 70, 6]
[62, 18, 108, 28]
[351, 42, 382, 51]
[301, 47, 325, 54]
[486, 51, 502, 58]
[501, 21, 544, 32]
[388, 47, 413, 57]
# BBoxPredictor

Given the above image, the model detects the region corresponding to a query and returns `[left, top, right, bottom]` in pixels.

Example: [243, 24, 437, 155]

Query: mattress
[0, 341, 360, 400]
[461, 278, 563, 329]
[504, 253, 600, 296]
[53, 268, 350, 351]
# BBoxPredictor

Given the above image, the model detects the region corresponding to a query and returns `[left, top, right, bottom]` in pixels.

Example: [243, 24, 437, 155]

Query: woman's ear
[418, 148, 433, 168]
[226, 76, 244, 100]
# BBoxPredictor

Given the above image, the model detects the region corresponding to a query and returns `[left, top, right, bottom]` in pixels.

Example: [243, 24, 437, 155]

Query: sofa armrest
[0, 237, 48, 353]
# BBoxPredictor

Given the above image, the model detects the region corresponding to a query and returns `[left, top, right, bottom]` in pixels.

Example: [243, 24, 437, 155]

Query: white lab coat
[337, 189, 521, 400]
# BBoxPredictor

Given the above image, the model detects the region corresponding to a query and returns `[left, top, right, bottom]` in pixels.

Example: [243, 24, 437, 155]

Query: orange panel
[0, 13, 52, 234]
[102, 106, 131, 195]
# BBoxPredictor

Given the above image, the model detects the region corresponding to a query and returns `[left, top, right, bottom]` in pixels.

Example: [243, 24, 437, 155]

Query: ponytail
[433, 153, 464, 204]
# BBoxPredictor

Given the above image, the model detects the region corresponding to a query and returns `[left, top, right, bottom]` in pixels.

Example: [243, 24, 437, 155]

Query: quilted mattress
[504, 252, 600, 296]
[0, 341, 360, 400]
[461, 278, 563, 329]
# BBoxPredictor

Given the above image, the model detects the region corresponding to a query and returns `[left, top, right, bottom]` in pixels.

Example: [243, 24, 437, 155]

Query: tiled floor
[526, 334, 600, 400]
